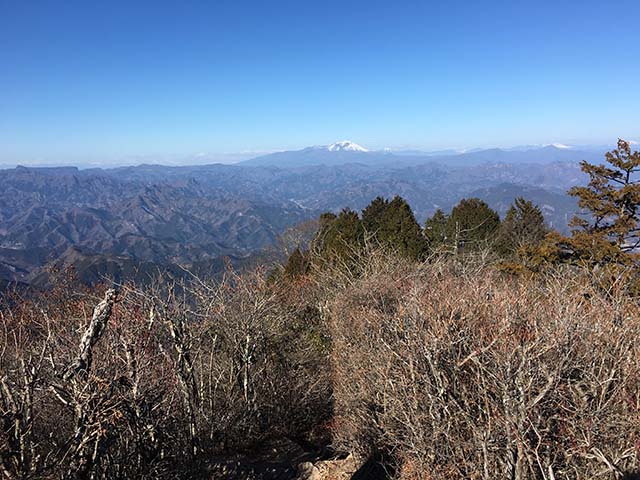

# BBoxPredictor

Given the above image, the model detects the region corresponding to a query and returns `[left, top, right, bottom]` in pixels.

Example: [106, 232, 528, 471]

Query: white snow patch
[327, 140, 369, 152]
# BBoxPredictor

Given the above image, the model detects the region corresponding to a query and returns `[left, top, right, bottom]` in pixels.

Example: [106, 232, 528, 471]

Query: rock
[297, 461, 322, 480]
[296, 454, 359, 480]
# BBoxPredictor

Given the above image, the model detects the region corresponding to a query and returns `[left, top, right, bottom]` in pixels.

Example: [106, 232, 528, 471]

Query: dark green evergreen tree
[314, 208, 364, 261]
[361, 196, 389, 233]
[496, 197, 547, 256]
[378, 196, 428, 260]
[424, 208, 448, 252]
[360, 195, 427, 260]
[283, 247, 310, 278]
[311, 212, 337, 252]
[446, 198, 500, 252]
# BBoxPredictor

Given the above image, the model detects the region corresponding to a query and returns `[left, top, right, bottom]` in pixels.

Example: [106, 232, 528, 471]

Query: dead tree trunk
[63, 289, 117, 381]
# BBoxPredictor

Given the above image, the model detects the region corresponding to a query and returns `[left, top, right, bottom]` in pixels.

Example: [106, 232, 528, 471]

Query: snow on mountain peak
[327, 140, 369, 152]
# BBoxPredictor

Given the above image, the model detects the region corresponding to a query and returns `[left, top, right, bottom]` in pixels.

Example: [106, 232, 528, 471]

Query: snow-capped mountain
[241, 142, 605, 168]
[326, 140, 369, 152]
[241, 141, 374, 167]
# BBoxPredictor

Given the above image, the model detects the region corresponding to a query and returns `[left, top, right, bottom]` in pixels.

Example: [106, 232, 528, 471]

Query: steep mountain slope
[0, 167, 313, 285]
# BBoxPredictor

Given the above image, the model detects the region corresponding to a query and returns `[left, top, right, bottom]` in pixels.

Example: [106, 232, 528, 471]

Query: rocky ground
[203, 438, 390, 480]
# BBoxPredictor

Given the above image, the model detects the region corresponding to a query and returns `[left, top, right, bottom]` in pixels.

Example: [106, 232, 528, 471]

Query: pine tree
[361, 195, 427, 260]
[314, 208, 364, 261]
[361, 196, 389, 233]
[424, 208, 448, 252]
[381, 196, 428, 260]
[496, 197, 547, 256]
[525, 140, 640, 268]
[283, 247, 310, 277]
[569, 139, 640, 257]
[446, 198, 500, 252]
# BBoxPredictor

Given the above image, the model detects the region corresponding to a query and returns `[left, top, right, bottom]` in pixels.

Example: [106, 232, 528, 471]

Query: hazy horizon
[0, 139, 634, 169]
[2, 0, 640, 166]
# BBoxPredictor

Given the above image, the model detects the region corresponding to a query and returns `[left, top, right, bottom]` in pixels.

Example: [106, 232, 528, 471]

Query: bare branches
[325, 251, 640, 479]
[1, 249, 639, 479]
[63, 288, 117, 381]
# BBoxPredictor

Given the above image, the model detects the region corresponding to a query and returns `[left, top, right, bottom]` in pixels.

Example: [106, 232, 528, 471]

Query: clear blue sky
[1, 0, 639, 164]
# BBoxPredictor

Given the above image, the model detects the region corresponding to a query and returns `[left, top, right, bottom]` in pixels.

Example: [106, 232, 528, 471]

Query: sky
[1, 0, 640, 165]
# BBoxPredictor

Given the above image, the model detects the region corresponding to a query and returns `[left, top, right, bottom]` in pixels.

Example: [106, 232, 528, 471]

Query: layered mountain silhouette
[0, 143, 595, 288]
[241, 142, 603, 168]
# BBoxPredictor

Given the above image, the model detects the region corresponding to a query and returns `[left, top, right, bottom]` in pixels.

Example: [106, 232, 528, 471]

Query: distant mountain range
[0, 166, 312, 287]
[241, 141, 605, 168]
[0, 142, 602, 289]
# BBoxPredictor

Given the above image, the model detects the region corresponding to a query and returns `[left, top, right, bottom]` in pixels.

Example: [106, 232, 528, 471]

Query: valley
[0, 143, 589, 288]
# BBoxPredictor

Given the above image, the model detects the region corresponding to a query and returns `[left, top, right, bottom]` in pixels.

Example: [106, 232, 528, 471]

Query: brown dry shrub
[3, 250, 639, 479]
[0, 267, 332, 479]
[0, 281, 191, 479]
[324, 251, 640, 479]
[177, 267, 332, 450]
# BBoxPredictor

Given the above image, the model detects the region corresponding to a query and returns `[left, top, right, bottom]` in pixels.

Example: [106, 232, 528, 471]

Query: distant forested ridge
[0, 146, 587, 288]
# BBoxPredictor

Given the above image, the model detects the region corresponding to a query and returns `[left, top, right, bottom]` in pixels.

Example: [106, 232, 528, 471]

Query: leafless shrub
[0, 283, 186, 479]
[2, 248, 638, 479]
[325, 250, 640, 479]
[0, 265, 331, 478]
[172, 266, 332, 451]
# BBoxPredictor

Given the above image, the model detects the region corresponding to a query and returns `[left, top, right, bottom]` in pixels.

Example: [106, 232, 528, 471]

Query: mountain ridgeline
[0, 143, 596, 288]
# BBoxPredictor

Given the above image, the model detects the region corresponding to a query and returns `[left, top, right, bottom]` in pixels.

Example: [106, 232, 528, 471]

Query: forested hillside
[0, 147, 586, 289]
